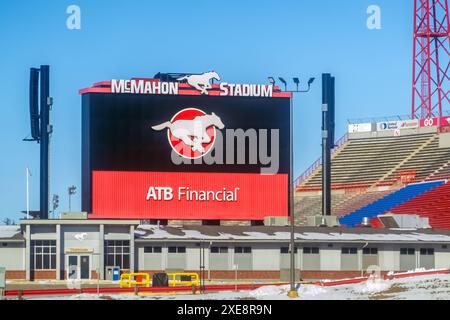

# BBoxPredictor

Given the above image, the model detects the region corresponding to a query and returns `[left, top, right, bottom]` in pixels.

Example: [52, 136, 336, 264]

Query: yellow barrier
[119, 272, 151, 288]
[167, 273, 199, 287]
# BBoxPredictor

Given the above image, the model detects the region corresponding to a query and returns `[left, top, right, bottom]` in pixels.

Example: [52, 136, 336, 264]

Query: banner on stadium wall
[377, 120, 418, 131]
[348, 123, 373, 133]
[91, 171, 288, 220]
[420, 116, 450, 127]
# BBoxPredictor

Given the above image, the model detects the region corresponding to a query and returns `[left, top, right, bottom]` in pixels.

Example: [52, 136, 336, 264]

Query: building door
[80, 256, 90, 279]
[68, 256, 78, 280]
[67, 255, 91, 280]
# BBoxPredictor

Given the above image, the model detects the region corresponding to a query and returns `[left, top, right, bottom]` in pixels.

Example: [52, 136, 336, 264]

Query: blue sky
[0, 0, 413, 220]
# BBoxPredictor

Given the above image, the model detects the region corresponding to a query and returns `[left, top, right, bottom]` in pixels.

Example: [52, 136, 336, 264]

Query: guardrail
[119, 272, 151, 288]
[167, 272, 199, 287]
[294, 133, 349, 187]
[347, 114, 413, 124]
[313, 268, 450, 287]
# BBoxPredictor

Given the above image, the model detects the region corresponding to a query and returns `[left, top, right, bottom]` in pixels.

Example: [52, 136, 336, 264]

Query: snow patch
[354, 279, 391, 294]
[0, 225, 20, 239]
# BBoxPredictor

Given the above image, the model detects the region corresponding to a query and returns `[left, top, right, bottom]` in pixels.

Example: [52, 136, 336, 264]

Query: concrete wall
[319, 245, 341, 271]
[104, 226, 131, 240]
[30, 225, 57, 240]
[0, 242, 24, 269]
[252, 243, 280, 271]
[439, 132, 450, 148]
[379, 244, 399, 271]
[435, 245, 450, 269]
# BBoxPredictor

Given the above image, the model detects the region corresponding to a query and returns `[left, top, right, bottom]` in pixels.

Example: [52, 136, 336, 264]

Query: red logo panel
[91, 171, 288, 220]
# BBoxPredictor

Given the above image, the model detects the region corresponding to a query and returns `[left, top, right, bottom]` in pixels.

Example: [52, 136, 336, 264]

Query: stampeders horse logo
[177, 71, 220, 95]
[152, 108, 225, 159]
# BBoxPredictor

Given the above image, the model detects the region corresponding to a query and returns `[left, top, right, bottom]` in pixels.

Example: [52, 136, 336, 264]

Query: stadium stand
[295, 125, 450, 228]
[339, 180, 445, 227]
[379, 134, 450, 184]
[299, 133, 435, 188]
[389, 181, 450, 229]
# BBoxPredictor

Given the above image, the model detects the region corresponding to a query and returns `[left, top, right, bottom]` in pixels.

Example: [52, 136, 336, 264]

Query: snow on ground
[19, 273, 450, 300]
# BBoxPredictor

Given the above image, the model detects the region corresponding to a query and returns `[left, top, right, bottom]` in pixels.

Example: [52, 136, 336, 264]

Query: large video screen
[82, 91, 290, 220]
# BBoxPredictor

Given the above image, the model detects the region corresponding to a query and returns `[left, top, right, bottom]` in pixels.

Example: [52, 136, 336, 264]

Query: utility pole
[40, 66, 52, 220]
[321, 74, 335, 220]
[269, 76, 315, 298]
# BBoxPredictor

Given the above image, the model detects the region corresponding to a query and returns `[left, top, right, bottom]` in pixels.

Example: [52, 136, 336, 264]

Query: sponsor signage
[91, 171, 288, 220]
[420, 116, 450, 127]
[65, 248, 94, 254]
[348, 123, 373, 133]
[377, 120, 418, 131]
[398, 119, 419, 129]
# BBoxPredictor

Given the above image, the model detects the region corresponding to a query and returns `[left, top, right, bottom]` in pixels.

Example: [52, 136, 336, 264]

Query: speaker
[29, 68, 40, 140]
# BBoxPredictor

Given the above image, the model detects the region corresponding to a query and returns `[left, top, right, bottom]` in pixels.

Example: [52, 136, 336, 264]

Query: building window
[144, 246, 162, 253]
[363, 248, 378, 255]
[280, 247, 298, 254]
[303, 247, 319, 254]
[235, 247, 251, 254]
[168, 246, 186, 253]
[211, 246, 228, 254]
[420, 248, 434, 256]
[31, 240, 56, 270]
[104, 240, 130, 269]
[342, 247, 358, 255]
[400, 248, 415, 255]
[1, 243, 7, 247]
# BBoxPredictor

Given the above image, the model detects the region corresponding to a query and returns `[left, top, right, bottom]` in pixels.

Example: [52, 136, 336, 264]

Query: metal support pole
[288, 93, 298, 298]
[26, 167, 30, 219]
[39, 65, 50, 220]
[322, 74, 332, 217]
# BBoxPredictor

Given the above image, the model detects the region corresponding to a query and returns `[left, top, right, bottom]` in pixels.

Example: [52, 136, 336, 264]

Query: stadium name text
[111, 79, 273, 97]
[145, 186, 240, 202]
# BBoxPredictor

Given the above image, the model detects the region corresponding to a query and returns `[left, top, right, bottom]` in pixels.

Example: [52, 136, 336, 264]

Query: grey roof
[135, 225, 450, 243]
[0, 225, 23, 240]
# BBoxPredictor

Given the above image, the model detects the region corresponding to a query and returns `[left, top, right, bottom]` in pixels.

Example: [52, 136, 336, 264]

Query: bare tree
[2, 218, 17, 225]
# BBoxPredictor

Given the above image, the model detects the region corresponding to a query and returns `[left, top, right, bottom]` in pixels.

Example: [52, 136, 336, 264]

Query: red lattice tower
[412, 0, 450, 119]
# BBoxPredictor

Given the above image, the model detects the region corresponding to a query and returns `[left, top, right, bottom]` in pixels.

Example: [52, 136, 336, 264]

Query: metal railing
[294, 133, 349, 187]
[347, 110, 450, 124]
[347, 114, 413, 124]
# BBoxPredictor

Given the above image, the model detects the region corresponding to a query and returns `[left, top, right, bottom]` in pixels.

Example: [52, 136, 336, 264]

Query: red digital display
[90, 171, 288, 220]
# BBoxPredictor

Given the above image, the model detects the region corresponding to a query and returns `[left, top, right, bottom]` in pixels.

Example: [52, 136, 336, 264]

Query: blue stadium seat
[339, 180, 445, 227]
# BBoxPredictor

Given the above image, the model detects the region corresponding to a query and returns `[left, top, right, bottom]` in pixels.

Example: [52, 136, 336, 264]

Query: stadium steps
[338, 180, 445, 227]
[298, 138, 350, 187]
[333, 189, 394, 217]
[390, 181, 450, 229]
[294, 193, 349, 225]
[374, 134, 436, 186]
[300, 133, 434, 188]
[426, 161, 450, 181]
[382, 135, 450, 183]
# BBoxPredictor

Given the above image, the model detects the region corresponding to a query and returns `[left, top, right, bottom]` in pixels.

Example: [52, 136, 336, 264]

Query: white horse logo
[152, 112, 225, 154]
[177, 71, 221, 95]
[74, 232, 88, 241]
